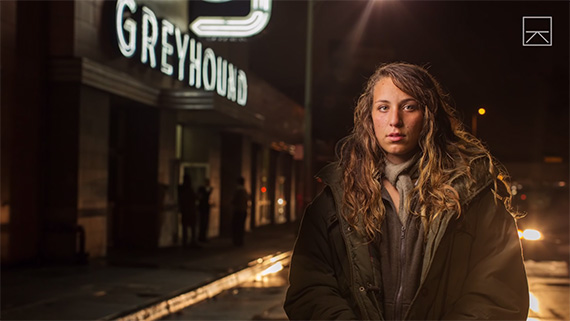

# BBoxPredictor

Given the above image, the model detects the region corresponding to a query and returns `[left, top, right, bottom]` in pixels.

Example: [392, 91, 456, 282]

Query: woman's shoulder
[301, 186, 340, 230]
[308, 185, 336, 211]
[451, 155, 495, 206]
[315, 161, 343, 186]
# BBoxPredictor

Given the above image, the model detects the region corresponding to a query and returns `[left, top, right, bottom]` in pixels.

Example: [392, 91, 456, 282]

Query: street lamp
[471, 107, 486, 136]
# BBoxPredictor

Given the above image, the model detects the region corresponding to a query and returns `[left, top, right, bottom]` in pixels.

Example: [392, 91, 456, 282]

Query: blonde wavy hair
[338, 62, 516, 240]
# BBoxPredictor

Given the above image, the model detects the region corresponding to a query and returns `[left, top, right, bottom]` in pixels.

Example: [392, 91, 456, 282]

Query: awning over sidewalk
[161, 89, 265, 129]
[50, 57, 302, 145]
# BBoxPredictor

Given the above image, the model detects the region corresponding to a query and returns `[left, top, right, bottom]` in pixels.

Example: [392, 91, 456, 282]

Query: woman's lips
[387, 133, 405, 142]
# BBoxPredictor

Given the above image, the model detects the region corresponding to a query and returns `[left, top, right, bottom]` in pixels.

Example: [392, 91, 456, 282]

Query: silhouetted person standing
[231, 177, 250, 247]
[197, 178, 213, 242]
[178, 174, 199, 248]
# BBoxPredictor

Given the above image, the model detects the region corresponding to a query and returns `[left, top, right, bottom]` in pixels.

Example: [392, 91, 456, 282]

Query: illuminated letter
[116, 0, 137, 57]
[227, 63, 237, 102]
[175, 28, 189, 81]
[161, 20, 174, 76]
[216, 57, 228, 96]
[237, 70, 248, 106]
[141, 6, 158, 68]
[189, 0, 272, 38]
[188, 38, 202, 88]
[202, 48, 216, 91]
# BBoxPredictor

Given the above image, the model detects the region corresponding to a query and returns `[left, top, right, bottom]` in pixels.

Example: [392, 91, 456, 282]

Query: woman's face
[371, 77, 424, 164]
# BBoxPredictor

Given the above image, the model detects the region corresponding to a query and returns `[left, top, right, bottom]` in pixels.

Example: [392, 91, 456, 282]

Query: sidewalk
[1, 222, 300, 321]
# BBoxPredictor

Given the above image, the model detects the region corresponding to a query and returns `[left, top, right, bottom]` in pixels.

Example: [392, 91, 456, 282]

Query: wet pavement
[1, 222, 299, 321]
[525, 260, 570, 321]
[163, 266, 289, 320]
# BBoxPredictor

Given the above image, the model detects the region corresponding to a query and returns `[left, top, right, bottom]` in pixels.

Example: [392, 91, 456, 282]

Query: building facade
[1, 0, 304, 264]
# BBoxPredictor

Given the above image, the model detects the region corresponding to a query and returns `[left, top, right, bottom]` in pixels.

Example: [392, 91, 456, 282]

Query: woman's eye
[377, 105, 388, 111]
[403, 104, 417, 111]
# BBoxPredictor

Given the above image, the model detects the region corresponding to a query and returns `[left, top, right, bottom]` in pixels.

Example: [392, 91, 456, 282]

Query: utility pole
[303, 0, 315, 208]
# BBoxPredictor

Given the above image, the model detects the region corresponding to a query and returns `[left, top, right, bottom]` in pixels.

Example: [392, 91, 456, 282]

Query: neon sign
[115, 0, 248, 106]
[190, 0, 272, 38]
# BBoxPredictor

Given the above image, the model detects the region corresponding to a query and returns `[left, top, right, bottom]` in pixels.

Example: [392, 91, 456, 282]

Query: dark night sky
[247, 0, 569, 163]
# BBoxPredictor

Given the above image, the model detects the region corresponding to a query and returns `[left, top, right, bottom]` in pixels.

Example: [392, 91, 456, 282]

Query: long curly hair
[338, 62, 516, 240]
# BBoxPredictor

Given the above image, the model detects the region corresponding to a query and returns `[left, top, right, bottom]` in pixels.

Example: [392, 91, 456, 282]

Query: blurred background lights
[260, 262, 283, 276]
[529, 292, 539, 312]
[518, 229, 542, 241]
[478, 108, 486, 115]
[254, 261, 284, 282]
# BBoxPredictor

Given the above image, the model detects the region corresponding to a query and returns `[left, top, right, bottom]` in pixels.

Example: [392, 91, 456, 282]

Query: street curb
[106, 251, 292, 321]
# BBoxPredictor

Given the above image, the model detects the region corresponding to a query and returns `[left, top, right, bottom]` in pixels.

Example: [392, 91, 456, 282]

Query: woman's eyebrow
[399, 98, 417, 104]
[373, 97, 417, 105]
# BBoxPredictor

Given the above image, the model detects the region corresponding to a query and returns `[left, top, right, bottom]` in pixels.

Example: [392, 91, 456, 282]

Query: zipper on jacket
[394, 224, 406, 320]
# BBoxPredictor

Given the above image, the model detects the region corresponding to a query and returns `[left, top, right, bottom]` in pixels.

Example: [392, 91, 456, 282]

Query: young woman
[284, 62, 529, 320]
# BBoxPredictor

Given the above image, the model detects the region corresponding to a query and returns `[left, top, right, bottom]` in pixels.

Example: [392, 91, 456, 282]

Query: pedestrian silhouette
[231, 177, 250, 247]
[197, 178, 213, 243]
[178, 174, 199, 248]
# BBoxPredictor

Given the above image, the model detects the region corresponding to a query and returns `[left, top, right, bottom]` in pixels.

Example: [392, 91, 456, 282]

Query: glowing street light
[471, 107, 487, 136]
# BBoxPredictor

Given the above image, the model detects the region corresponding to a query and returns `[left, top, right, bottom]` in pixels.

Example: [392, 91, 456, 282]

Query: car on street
[513, 180, 569, 263]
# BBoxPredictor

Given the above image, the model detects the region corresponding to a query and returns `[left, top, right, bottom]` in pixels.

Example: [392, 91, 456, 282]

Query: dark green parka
[284, 161, 529, 320]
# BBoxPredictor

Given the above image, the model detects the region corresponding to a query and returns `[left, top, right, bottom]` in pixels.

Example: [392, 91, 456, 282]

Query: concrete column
[43, 82, 81, 262]
[1, 0, 48, 264]
[77, 86, 110, 258]
[43, 84, 110, 262]
[0, 0, 17, 263]
[157, 110, 177, 247]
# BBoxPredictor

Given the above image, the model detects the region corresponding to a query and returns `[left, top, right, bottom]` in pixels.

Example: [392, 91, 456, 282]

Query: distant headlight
[518, 229, 542, 241]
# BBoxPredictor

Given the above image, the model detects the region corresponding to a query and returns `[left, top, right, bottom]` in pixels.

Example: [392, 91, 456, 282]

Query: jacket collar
[316, 155, 494, 210]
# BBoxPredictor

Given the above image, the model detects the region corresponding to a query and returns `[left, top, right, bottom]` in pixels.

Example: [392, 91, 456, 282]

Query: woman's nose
[389, 109, 402, 127]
